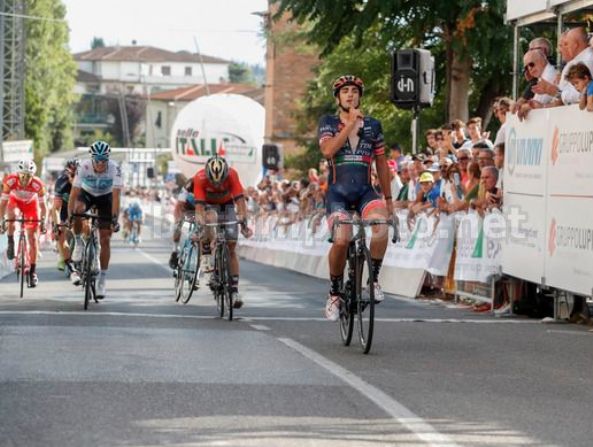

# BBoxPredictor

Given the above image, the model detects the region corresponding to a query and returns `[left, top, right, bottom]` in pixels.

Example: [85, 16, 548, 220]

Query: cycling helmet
[89, 140, 111, 160]
[205, 155, 229, 185]
[17, 159, 37, 175]
[65, 158, 79, 171]
[332, 75, 364, 97]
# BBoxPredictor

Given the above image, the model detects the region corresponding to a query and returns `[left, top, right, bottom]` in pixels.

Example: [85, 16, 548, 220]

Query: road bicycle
[330, 215, 398, 354]
[174, 216, 201, 304]
[4, 218, 41, 298]
[204, 221, 240, 321]
[71, 211, 110, 310]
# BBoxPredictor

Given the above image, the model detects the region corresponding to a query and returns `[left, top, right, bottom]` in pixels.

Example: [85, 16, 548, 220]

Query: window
[161, 66, 171, 76]
[185, 66, 192, 76]
[149, 65, 153, 76]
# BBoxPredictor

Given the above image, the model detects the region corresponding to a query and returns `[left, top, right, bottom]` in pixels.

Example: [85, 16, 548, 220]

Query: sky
[62, 0, 268, 66]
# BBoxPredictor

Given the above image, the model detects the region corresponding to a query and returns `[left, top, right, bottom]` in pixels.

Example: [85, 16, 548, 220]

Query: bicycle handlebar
[70, 212, 113, 222]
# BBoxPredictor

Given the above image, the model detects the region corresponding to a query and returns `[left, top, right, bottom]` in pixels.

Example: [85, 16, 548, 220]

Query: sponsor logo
[507, 127, 543, 176]
[550, 219, 593, 255]
[175, 128, 255, 162]
[551, 127, 559, 166]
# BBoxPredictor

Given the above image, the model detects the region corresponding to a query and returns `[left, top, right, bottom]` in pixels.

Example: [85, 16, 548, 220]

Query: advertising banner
[544, 105, 593, 295]
[502, 112, 549, 283]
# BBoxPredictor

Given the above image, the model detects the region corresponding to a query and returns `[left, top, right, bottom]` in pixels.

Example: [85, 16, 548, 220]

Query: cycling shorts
[76, 190, 112, 230]
[325, 183, 381, 217]
[7, 196, 39, 230]
[205, 203, 238, 242]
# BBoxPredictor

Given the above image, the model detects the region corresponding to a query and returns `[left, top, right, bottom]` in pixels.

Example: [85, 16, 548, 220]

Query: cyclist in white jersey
[68, 141, 123, 298]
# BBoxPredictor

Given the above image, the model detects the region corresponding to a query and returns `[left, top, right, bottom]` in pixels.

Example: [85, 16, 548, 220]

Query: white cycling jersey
[73, 159, 123, 197]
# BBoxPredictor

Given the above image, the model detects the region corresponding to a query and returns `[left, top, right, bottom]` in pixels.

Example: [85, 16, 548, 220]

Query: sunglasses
[92, 158, 109, 164]
[523, 62, 535, 71]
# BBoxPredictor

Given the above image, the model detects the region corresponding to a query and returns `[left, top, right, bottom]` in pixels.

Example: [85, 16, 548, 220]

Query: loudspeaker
[146, 167, 155, 178]
[391, 49, 435, 109]
[262, 144, 280, 170]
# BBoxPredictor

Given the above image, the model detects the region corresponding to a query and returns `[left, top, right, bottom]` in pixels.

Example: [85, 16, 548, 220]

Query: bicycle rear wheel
[357, 246, 375, 354]
[180, 243, 199, 304]
[174, 248, 184, 302]
[214, 246, 224, 318]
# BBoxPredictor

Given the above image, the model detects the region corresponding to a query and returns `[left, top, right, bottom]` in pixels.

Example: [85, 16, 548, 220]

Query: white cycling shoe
[325, 293, 341, 322]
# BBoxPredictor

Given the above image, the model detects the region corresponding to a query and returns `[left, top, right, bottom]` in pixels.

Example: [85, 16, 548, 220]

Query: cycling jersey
[126, 204, 143, 221]
[318, 115, 385, 185]
[1, 173, 45, 204]
[178, 179, 196, 210]
[73, 159, 123, 197]
[193, 168, 244, 205]
[54, 171, 72, 204]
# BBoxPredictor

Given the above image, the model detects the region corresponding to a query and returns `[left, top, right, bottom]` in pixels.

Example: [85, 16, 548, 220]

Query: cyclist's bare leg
[5, 206, 16, 236]
[228, 241, 239, 276]
[26, 227, 39, 264]
[328, 211, 351, 277]
[99, 228, 112, 269]
[363, 201, 389, 260]
[201, 210, 218, 252]
[71, 200, 86, 237]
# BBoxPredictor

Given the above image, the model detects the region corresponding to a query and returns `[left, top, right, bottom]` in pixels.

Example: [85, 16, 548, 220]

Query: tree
[91, 36, 105, 49]
[273, 0, 512, 123]
[25, 0, 77, 156]
[228, 62, 255, 84]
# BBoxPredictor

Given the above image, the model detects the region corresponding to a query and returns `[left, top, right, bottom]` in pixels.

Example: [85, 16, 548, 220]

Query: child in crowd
[565, 62, 593, 112]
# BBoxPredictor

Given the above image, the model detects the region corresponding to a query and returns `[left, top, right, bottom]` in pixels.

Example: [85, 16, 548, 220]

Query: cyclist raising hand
[319, 75, 393, 321]
[193, 155, 253, 309]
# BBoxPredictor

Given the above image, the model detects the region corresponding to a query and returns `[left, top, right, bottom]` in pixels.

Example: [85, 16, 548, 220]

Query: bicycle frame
[330, 215, 399, 354]
[4, 218, 41, 298]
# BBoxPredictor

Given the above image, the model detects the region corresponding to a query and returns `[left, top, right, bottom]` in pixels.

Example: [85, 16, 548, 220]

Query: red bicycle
[4, 218, 41, 298]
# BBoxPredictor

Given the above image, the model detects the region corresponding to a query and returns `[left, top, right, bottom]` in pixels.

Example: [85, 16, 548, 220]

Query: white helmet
[17, 159, 37, 175]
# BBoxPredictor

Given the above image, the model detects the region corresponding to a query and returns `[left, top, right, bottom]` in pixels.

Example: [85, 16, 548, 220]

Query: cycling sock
[64, 258, 74, 273]
[100, 270, 107, 278]
[7, 235, 14, 244]
[330, 274, 343, 295]
[30, 264, 36, 274]
[371, 258, 383, 280]
[231, 275, 239, 292]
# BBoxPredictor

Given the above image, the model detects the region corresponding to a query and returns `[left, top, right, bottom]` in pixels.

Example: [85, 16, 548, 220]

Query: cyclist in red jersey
[193, 155, 253, 308]
[0, 159, 47, 287]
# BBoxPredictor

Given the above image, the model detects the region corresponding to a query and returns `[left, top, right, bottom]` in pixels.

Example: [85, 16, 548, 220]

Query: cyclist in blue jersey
[319, 75, 394, 321]
[123, 201, 143, 244]
[168, 179, 196, 269]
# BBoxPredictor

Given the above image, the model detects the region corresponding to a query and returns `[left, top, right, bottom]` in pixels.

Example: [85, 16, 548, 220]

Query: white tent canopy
[506, 0, 593, 25]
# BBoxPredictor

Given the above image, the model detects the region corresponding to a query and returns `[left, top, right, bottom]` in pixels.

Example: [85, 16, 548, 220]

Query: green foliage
[228, 62, 255, 84]
[274, 0, 514, 171]
[77, 129, 114, 148]
[91, 36, 105, 49]
[24, 0, 77, 156]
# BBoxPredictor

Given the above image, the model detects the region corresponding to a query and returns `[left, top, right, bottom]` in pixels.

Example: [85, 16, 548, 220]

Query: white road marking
[138, 249, 171, 273]
[278, 337, 461, 447]
[0, 310, 540, 324]
[249, 324, 271, 331]
[546, 329, 593, 336]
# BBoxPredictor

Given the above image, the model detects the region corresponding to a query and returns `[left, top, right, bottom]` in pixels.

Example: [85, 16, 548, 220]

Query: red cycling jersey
[193, 168, 244, 205]
[2, 173, 45, 204]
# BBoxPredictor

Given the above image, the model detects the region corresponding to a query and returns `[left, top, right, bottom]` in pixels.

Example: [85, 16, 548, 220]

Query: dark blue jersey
[318, 115, 385, 185]
[53, 171, 72, 204]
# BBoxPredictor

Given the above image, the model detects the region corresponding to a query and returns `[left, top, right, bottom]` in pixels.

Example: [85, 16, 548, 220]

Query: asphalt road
[1, 222, 593, 447]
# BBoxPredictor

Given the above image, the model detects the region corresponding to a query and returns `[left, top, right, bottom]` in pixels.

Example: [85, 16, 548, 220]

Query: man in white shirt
[533, 27, 593, 106]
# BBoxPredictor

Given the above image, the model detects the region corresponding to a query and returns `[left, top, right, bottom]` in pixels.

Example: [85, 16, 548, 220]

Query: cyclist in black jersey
[319, 75, 394, 321]
[52, 159, 81, 285]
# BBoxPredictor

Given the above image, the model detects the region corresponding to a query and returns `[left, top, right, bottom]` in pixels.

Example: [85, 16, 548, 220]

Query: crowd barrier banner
[0, 235, 12, 279]
[454, 211, 502, 283]
[503, 111, 549, 285]
[544, 106, 593, 296]
[503, 106, 593, 296]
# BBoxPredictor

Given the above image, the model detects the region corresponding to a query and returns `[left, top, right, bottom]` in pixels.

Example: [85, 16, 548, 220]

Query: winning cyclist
[319, 75, 393, 321]
[168, 178, 196, 269]
[53, 158, 82, 285]
[193, 155, 253, 308]
[123, 201, 143, 244]
[69, 141, 123, 299]
[0, 159, 47, 287]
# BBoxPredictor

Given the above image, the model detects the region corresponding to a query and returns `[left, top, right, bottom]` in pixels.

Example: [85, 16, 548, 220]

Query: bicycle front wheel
[214, 246, 224, 318]
[221, 243, 233, 321]
[339, 251, 355, 346]
[357, 246, 375, 354]
[180, 243, 199, 304]
[18, 237, 25, 298]
[83, 241, 95, 310]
